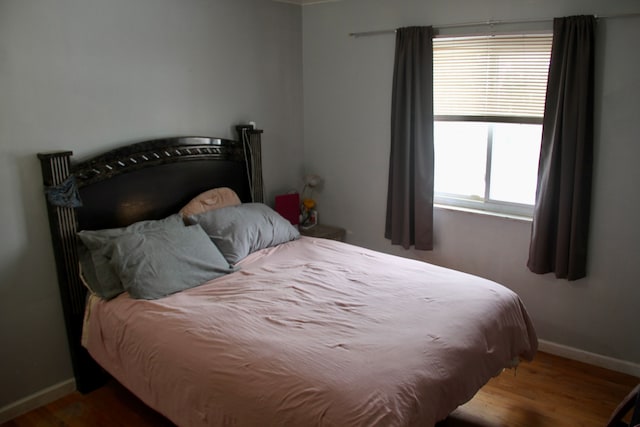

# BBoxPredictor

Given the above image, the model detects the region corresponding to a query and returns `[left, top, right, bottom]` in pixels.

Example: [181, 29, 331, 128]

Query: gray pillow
[110, 224, 235, 300]
[78, 242, 105, 295]
[77, 214, 184, 299]
[185, 203, 300, 264]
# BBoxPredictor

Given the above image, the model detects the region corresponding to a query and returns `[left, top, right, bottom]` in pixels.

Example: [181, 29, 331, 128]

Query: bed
[39, 128, 538, 426]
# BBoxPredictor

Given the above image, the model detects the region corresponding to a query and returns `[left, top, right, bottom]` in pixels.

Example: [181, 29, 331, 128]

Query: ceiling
[273, 0, 342, 5]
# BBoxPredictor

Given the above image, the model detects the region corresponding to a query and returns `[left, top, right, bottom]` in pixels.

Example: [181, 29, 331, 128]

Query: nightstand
[300, 224, 346, 242]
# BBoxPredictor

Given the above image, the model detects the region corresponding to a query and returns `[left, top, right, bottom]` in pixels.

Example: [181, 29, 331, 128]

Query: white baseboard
[539, 339, 640, 378]
[0, 378, 76, 424]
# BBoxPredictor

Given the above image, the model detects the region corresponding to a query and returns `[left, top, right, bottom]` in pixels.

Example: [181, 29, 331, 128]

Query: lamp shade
[303, 174, 322, 188]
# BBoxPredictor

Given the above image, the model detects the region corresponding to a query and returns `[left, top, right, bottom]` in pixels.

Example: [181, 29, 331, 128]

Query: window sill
[434, 203, 533, 223]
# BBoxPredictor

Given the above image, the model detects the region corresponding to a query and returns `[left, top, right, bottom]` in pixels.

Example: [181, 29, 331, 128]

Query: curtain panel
[528, 15, 596, 280]
[385, 26, 435, 250]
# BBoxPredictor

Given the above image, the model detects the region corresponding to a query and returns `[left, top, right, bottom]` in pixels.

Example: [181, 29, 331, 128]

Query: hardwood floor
[440, 352, 638, 427]
[2, 352, 638, 427]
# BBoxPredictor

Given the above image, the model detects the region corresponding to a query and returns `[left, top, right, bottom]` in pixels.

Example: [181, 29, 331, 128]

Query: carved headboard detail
[38, 129, 263, 392]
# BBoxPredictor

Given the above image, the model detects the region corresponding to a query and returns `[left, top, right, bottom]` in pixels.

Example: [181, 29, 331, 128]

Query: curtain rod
[348, 12, 640, 38]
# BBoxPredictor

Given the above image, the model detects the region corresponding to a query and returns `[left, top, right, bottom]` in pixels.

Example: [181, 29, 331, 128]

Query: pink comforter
[83, 237, 537, 426]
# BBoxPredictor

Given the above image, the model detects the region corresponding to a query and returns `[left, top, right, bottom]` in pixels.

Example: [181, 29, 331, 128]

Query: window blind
[433, 34, 553, 121]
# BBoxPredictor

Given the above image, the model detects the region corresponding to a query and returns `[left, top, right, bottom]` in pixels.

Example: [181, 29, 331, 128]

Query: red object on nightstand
[275, 193, 300, 226]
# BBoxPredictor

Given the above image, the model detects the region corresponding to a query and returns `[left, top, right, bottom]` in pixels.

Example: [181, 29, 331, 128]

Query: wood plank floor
[2, 352, 638, 427]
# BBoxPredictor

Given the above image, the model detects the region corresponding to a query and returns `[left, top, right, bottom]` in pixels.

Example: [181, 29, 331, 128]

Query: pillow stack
[78, 214, 234, 300]
[185, 202, 300, 265]
[77, 187, 299, 300]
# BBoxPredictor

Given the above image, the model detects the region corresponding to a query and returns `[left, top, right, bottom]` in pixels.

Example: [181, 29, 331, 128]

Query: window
[433, 34, 553, 216]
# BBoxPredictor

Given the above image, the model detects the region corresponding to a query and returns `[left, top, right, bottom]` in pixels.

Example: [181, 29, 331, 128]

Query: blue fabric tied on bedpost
[45, 175, 83, 208]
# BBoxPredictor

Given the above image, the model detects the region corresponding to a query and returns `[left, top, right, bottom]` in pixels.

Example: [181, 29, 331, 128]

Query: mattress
[83, 236, 537, 426]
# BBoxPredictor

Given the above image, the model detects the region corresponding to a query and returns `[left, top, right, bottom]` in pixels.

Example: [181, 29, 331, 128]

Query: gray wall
[2, 0, 638, 411]
[303, 0, 640, 365]
[0, 0, 302, 407]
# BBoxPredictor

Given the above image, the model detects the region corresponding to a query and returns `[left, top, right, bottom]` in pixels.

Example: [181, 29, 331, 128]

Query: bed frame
[38, 127, 264, 392]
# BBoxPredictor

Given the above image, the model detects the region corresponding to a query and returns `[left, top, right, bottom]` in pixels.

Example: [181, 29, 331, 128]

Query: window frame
[432, 32, 552, 218]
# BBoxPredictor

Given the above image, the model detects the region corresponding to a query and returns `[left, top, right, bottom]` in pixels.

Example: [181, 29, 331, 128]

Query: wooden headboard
[38, 128, 263, 392]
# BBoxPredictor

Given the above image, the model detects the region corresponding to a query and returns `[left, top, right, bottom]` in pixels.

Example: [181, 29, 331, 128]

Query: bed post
[236, 126, 264, 203]
[248, 129, 264, 203]
[38, 152, 107, 393]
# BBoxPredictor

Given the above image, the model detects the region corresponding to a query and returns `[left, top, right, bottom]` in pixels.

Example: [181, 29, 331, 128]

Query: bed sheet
[83, 237, 537, 426]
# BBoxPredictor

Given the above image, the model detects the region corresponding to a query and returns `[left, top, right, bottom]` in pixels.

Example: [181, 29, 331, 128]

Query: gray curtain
[385, 26, 434, 250]
[527, 15, 596, 280]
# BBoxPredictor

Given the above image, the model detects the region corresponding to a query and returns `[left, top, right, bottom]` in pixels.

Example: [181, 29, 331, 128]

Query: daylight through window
[433, 33, 553, 216]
